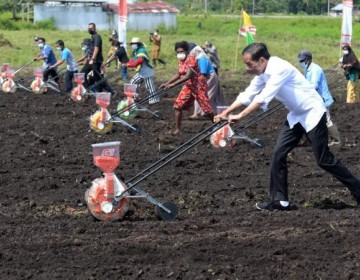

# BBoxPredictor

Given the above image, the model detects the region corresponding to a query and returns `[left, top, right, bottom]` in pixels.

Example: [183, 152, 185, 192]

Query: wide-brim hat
[130, 37, 142, 44]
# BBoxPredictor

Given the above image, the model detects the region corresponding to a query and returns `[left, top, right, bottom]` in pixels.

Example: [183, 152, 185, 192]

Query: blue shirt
[60, 48, 78, 71]
[304, 62, 334, 108]
[41, 44, 57, 69]
[197, 56, 215, 76]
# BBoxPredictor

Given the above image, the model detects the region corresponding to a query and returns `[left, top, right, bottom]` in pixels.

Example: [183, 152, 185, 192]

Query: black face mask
[88, 29, 95, 35]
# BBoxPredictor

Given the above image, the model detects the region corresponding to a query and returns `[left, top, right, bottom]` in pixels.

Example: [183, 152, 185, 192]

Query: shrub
[0, 19, 19, 30]
[34, 17, 56, 30]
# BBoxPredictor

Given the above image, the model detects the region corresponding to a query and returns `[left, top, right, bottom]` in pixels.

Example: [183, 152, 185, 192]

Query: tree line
[1, 0, 360, 18]
[139, 0, 360, 15]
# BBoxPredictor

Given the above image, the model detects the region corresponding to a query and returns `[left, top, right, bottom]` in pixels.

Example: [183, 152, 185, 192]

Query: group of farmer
[33, 22, 226, 135]
[32, 21, 360, 212]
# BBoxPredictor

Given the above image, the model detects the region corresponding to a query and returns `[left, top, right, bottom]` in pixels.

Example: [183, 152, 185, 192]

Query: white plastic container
[124, 83, 138, 98]
[92, 141, 121, 173]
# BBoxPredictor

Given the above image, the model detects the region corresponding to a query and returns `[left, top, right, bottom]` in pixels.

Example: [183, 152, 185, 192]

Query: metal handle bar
[115, 103, 283, 199]
[107, 83, 185, 123]
[115, 120, 228, 199]
[325, 67, 342, 84]
[13, 60, 34, 75]
[231, 103, 284, 135]
[47, 66, 67, 82]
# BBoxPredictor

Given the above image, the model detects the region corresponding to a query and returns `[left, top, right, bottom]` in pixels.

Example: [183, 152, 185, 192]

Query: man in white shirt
[214, 43, 360, 211]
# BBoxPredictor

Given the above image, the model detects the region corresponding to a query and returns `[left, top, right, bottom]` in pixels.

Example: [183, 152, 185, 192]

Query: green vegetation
[0, 14, 359, 75]
[139, 0, 360, 15]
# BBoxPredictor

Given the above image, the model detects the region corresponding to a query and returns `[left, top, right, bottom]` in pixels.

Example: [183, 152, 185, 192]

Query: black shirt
[115, 46, 129, 64]
[90, 33, 103, 63]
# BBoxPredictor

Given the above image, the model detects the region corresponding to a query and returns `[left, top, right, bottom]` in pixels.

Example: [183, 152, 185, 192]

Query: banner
[341, 0, 353, 46]
[118, 0, 127, 46]
[239, 10, 256, 45]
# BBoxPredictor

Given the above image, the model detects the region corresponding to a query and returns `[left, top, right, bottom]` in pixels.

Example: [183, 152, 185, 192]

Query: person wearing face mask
[297, 50, 341, 146]
[77, 39, 91, 65]
[105, 40, 129, 82]
[80, 22, 109, 93]
[159, 41, 214, 135]
[339, 44, 360, 103]
[203, 41, 220, 74]
[214, 43, 360, 211]
[48, 40, 78, 94]
[123, 37, 158, 104]
[149, 29, 166, 68]
[189, 45, 226, 120]
[33, 37, 60, 87]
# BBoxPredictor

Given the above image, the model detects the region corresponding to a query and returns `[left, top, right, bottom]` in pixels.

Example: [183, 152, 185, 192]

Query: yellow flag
[242, 10, 252, 27]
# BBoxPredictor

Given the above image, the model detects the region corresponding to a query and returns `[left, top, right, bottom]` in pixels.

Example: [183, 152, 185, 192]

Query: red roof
[105, 1, 180, 14]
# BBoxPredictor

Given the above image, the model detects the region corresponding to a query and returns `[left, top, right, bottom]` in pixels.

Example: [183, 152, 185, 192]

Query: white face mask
[81, 46, 87, 52]
[343, 50, 349, 55]
[177, 53, 186, 61]
[38, 43, 44, 48]
[131, 44, 138, 50]
[154, 32, 158, 36]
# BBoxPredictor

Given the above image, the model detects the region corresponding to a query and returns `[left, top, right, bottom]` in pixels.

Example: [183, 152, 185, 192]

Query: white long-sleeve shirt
[236, 56, 326, 132]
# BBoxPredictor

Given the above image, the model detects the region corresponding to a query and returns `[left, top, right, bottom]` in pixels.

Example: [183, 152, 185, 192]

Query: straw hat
[130, 37, 142, 44]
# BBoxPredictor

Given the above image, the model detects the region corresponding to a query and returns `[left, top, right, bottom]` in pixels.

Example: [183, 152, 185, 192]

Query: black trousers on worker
[270, 113, 360, 202]
[81, 62, 114, 93]
[81, 62, 102, 90]
[43, 68, 59, 83]
[64, 70, 78, 93]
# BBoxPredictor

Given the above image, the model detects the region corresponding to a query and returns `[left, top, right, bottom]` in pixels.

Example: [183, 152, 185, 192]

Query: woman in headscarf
[160, 41, 213, 135]
[339, 44, 360, 103]
[189, 45, 226, 120]
[124, 37, 158, 104]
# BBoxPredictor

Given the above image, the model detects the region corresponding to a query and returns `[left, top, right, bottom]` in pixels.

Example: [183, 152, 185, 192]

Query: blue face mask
[300, 62, 307, 69]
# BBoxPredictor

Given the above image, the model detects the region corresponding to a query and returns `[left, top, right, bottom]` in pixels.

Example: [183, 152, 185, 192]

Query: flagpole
[118, 0, 127, 46]
[339, 10, 344, 59]
[234, 9, 244, 70]
[340, 0, 353, 58]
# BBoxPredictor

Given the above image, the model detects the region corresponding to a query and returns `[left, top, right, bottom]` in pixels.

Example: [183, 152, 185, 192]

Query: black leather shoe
[255, 201, 295, 211]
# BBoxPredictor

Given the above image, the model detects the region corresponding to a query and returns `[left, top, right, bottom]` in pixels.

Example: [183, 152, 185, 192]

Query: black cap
[297, 50, 312, 61]
[82, 38, 91, 45]
[55, 40, 64, 46]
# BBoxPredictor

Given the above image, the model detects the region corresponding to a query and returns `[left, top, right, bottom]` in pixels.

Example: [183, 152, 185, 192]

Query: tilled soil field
[1, 68, 360, 279]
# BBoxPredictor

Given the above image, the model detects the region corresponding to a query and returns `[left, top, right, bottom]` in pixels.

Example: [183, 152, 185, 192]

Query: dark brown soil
[1, 68, 360, 279]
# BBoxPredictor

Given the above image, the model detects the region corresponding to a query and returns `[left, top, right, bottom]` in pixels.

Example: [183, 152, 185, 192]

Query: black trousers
[270, 113, 360, 201]
[80, 62, 113, 93]
[65, 70, 77, 93]
[43, 68, 59, 83]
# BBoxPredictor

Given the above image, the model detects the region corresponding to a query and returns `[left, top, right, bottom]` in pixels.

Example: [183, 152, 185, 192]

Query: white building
[33, 0, 179, 31]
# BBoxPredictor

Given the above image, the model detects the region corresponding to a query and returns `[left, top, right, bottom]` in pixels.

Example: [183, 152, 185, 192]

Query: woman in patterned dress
[160, 41, 214, 135]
